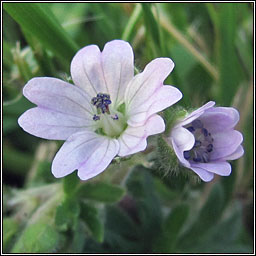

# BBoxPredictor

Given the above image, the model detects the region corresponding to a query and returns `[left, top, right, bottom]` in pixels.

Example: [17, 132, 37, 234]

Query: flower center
[91, 93, 126, 138]
[183, 119, 214, 163]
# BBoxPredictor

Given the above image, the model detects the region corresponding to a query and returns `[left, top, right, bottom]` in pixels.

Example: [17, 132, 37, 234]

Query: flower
[167, 101, 244, 182]
[18, 40, 182, 180]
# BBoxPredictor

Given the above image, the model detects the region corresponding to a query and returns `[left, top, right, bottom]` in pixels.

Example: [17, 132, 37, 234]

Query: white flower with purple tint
[18, 40, 182, 180]
[167, 101, 244, 182]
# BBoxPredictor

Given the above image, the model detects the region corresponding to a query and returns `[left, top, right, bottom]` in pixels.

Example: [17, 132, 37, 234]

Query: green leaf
[69, 220, 87, 253]
[182, 202, 252, 253]
[3, 40, 13, 69]
[3, 117, 18, 134]
[77, 182, 125, 203]
[12, 221, 59, 253]
[121, 4, 142, 41]
[3, 145, 33, 176]
[4, 3, 79, 63]
[21, 28, 55, 77]
[178, 183, 225, 248]
[80, 202, 104, 243]
[141, 3, 162, 56]
[153, 204, 189, 252]
[218, 4, 242, 105]
[3, 218, 20, 252]
[165, 204, 189, 247]
[125, 166, 164, 252]
[55, 198, 80, 232]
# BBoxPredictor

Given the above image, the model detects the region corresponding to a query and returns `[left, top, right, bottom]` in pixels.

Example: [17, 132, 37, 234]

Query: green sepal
[163, 106, 187, 135]
[155, 135, 201, 183]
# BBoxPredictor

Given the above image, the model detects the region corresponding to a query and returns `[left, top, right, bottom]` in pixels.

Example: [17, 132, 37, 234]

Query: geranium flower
[18, 40, 182, 180]
[167, 101, 244, 182]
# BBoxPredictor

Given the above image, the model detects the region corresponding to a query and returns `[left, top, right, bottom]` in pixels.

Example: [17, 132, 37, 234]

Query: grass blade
[4, 3, 79, 63]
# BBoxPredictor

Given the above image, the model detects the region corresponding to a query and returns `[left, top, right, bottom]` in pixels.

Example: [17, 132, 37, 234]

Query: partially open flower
[167, 101, 244, 182]
[18, 40, 182, 180]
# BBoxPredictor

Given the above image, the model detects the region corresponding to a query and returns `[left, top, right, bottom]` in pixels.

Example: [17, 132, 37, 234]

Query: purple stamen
[184, 120, 214, 163]
[184, 151, 191, 160]
[202, 128, 208, 137]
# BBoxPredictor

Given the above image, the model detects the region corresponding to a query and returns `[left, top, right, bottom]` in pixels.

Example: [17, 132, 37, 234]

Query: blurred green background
[3, 2, 253, 253]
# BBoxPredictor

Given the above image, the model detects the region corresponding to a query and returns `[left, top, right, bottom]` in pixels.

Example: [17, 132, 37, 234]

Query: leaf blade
[4, 3, 79, 62]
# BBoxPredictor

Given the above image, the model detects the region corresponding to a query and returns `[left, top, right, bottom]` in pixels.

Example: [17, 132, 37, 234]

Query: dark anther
[184, 151, 191, 160]
[187, 126, 195, 133]
[207, 144, 213, 152]
[91, 93, 111, 114]
[201, 128, 209, 137]
[93, 114, 100, 121]
[91, 97, 98, 105]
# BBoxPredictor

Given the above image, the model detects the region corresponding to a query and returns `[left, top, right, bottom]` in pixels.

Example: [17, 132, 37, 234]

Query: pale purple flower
[18, 40, 182, 180]
[167, 101, 244, 182]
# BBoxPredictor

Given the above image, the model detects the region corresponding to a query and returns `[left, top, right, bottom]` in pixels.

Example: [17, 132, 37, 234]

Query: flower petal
[127, 85, 182, 126]
[169, 137, 190, 168]
[52, 131, 119, 179]
[78, 137, 119, 181]
[118, 114, 165, 156]
[191, 161, 231, 176]
[171, 127, 195, 152]
[23, 77, 94, 117]
[168, 127, 195, 168]
[177, 101, 215, 127]
[190, 166, 214, 182]
[102, 40, 134, 107]
[223, 145, 244, 160]
[70, 44, 108, 98]
[125, 58, 175, 125]
[18, 107, 94, 140]
[210, 130, 243, 160]
[200, 107, 240, 133]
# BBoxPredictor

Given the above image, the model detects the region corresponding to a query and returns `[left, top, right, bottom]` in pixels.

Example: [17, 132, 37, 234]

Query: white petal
[192, 161, 231, 176]
[168, 127, 195, 168]
[18, 107, 94, 140]
[171, 126, 195, 152]
[23, 77, 94, 117]
[78, 138, 119, 181]
[70, 45, 109, 97]
[169, 137, 190, 168]
[102, 40, 134, 106]
[190, 166, 215, 182]
[118, 114, 165, 156]
[200, 107, 240, 133]
[125, 58, 176, 124]
[223, 145, 244, 160]
[177, 101, 215, 127]
[210, 130, 243, 160]
[52, 131, 119, 179]
[127, 85, 182, 126]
